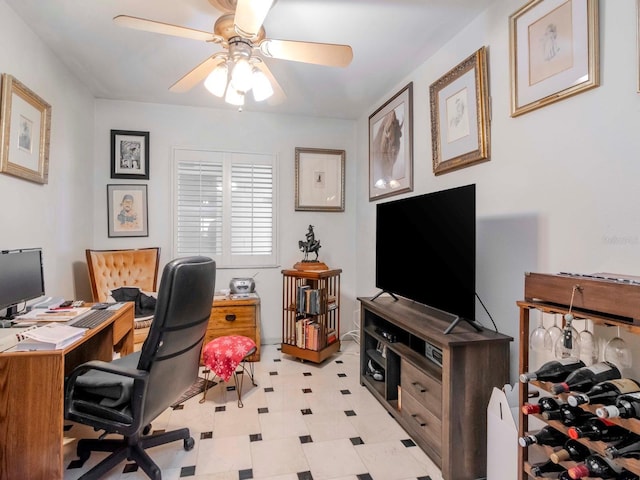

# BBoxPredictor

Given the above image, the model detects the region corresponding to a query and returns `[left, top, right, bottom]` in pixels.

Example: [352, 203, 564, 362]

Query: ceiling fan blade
[259, 39, 353, 67]
[254, 61, 286, 105]
[170, 55, 227, 93]
[114, 15, 218, 43]
[234, 0, 275, 38]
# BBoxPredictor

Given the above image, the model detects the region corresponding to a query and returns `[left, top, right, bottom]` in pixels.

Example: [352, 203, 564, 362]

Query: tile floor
[63, 341, 444, 480]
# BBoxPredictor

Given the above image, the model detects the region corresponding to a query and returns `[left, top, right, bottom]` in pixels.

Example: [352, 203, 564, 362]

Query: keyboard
[69, 309, 116, 329]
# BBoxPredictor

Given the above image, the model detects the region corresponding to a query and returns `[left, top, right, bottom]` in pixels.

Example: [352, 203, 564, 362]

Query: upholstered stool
[200, 335, 257, 408]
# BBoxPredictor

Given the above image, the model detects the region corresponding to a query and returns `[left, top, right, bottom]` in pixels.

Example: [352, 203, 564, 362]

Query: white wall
[93, 100, 358, 344]
[0, 0, 96, 302]
[356, 0, 640, 383]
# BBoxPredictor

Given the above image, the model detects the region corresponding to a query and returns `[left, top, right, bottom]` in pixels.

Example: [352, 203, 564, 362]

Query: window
[173, 147, 278, 268]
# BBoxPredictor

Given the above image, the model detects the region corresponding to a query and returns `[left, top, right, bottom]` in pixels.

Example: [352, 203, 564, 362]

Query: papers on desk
[16, 323, 86, 351]
[13, 307, 91, 323]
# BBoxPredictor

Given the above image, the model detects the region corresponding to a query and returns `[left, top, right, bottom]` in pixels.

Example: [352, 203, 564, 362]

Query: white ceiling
[5, 0, 495, 119]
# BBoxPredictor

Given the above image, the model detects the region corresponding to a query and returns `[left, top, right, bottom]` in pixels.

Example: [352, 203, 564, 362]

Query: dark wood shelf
[359, 296, 512, 480]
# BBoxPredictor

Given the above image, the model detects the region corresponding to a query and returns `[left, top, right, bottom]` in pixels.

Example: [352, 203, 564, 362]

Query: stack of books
[16, 323, 86, 351]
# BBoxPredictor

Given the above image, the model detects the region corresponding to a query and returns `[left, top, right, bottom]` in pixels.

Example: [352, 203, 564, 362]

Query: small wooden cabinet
[518, 272, 640, 480]
[281, 268, 341, 363]
[201, 294, 261, 363]
[359, 296, 512, 480]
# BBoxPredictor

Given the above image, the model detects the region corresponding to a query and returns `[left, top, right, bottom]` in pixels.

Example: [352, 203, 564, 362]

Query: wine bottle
[550, 361, 621, 395]
[522, 396, 561, 415]
[604, 433, 640, 459]
[542, 403, 595, 426]
[520, 358, 586, 383]
[567, 417, 629, 443]
[597, 392, 640, 419]
[567, 454, 624, 479]
[530, 459, 566, 477]
[550, 439, 592, 464]
[519, 425, 568, 448]
[567, 378, 640, 407]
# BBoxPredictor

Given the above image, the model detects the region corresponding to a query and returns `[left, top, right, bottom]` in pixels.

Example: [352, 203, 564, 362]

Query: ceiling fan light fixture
[225, 85, 245, 106]
[230, 57, 253, 93]
[204, 63, 229, 97]
[251, 68, 273, 102]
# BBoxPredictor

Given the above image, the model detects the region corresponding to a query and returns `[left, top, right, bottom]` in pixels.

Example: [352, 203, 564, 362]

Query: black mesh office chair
[64, 256, 216, 480]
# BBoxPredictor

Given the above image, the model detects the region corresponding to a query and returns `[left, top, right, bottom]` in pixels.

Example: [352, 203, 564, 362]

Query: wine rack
[518, 272, 640, 480]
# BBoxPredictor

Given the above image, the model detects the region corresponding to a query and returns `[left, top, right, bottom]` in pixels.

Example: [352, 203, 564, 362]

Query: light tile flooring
[63, 341, 444, 480]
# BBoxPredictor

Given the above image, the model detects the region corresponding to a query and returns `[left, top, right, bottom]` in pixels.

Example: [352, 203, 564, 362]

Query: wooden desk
[0, 303, 134, 480]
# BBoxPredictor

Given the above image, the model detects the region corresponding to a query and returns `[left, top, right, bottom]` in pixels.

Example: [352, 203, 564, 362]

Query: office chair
[65, 256, 216, 480]
[85, 247, 161, 348]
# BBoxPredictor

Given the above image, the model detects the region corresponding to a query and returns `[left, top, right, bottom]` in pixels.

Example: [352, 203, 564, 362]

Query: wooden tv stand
[358, 296, 512, 480]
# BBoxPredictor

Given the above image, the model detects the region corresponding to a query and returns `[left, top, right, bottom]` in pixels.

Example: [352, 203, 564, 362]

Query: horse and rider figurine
[299, 225, 321, 261]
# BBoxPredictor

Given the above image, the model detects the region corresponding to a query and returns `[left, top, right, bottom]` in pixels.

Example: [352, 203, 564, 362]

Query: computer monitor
[0, 248, 45, 319]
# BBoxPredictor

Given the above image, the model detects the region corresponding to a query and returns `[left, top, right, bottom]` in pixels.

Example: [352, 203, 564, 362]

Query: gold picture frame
[0, 74, 51, 184]
[369, 83, 413, 201]
[429, 47, 491, 176]
[509, 0, 599, 117]
[295, 147, 345, 212]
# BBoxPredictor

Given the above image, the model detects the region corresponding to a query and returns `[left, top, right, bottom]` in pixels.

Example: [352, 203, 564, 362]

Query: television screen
[0, 248, 45, 317]
[375, 184, 476, 321]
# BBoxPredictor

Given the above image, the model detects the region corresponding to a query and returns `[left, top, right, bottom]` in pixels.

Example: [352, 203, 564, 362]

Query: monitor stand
[371, 290, 399, 301]
[444, 315, 484, 335]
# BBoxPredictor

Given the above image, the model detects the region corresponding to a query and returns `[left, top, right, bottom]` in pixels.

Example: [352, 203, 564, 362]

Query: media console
[358, 296, 512, 480]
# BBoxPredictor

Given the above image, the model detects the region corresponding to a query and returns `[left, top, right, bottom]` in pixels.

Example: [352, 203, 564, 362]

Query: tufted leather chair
[86, 248, 160, 348]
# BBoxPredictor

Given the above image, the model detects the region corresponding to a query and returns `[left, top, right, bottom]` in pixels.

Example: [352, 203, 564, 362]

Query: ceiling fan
[114, 0, 354, 107]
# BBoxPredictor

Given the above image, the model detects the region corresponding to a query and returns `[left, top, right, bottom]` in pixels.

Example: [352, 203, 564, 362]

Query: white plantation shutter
[173, 148, 278, 268]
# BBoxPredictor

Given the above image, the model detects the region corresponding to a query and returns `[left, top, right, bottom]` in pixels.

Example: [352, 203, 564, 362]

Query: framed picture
[429, 47, 491, 176]
[295, 147, 345, 212]
[110, 130, 149, 179]
[509, 0, 599, 117]
[107, 184, 148, 237]
[369, 83, 413, 201]
[0, 74, 51, 184]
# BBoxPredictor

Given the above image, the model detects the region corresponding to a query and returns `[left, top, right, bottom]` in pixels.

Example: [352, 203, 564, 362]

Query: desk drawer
[209, 306, 255, 328]
[401, 360, 442, 416]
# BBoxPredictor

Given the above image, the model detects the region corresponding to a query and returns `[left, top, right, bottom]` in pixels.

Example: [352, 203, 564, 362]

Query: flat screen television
[0, 248, 45, 319]
[375, 184, 479, 333]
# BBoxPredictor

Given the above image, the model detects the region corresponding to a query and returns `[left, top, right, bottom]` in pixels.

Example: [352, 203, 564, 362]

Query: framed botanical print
[111, 130, 150, 179]
[509, 0, 599, 116]
[107, 184, 148, 237]
[429, 46, 491, 175]
[369, 83, 413, 201]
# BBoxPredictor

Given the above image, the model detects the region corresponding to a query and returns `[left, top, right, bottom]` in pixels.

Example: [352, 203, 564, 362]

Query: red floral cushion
[202, 335, 256, 382]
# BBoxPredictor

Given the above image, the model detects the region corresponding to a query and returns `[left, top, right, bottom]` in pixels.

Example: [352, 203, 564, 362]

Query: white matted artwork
[295, 147, 345, 212]
[430, 47, 490, 175]
[0, 74, 51, 184]
[509, 0, 599, 116]
[107, 184, 148, 237]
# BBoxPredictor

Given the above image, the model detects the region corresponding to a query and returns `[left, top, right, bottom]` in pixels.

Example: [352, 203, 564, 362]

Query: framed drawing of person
[429, 47, 491, 175]
[107, 184, 148, 237]
[110, 130, 150, 180]
[368, 83, 413, 201]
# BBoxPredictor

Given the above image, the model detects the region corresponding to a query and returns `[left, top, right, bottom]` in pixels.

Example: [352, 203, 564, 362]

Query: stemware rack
[518, 272, 640, 480]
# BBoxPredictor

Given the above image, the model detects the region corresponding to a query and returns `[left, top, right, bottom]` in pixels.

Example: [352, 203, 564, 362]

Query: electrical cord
[475, 292, 498, 333]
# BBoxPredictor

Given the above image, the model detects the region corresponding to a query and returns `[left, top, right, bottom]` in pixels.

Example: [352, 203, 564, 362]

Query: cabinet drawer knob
[412, 381, 427, 393]
[225, 314, 236, 322]
[411, 413, 427, 427]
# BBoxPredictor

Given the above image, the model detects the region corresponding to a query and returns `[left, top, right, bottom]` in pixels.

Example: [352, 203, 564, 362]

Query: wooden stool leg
[199, 370, 212, 404]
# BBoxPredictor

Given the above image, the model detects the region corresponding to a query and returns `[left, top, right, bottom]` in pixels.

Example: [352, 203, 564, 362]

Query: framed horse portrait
[295, 147, 345, 212]
[369, 82, 413, 201]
